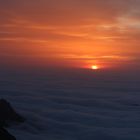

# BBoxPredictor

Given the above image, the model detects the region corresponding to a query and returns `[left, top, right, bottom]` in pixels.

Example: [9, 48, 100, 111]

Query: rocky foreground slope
[0, 99, 25, 140]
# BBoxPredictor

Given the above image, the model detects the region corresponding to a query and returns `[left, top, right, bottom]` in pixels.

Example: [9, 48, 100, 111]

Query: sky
[0, 0, 140, 70]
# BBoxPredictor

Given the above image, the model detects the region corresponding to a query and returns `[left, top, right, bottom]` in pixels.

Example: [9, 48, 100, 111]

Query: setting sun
[91, 65, 99, 70]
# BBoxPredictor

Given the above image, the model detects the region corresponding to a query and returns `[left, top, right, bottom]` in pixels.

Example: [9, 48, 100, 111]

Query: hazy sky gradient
[0, 0, 140, 69]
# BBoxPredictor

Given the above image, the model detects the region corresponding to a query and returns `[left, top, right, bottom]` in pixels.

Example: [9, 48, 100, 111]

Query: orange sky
[0, 0, 140, 70]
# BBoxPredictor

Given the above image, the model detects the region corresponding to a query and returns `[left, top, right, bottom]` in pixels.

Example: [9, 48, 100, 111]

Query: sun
[91, 65, 99, 70]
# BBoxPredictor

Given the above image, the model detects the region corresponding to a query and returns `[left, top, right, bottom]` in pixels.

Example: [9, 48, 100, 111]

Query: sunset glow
[0, 1, 140, 139]
[0, 0, 140, 70]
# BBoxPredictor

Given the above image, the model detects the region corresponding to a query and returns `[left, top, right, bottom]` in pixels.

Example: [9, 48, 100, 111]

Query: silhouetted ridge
[0, 127, 16, 140]
[0, 99, 25, 127]
[0, 99, 25, 140]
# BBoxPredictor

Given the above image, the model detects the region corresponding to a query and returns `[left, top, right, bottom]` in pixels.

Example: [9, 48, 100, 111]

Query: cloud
[0, 0, 140, 68]
[0, 0, 140, 26]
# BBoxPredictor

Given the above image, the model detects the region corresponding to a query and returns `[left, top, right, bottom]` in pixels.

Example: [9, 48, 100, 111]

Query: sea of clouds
[0, 69, 140, 140]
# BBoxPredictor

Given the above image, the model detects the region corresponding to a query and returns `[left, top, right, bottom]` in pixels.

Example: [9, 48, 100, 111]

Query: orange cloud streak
[0, 0, 140, 70]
